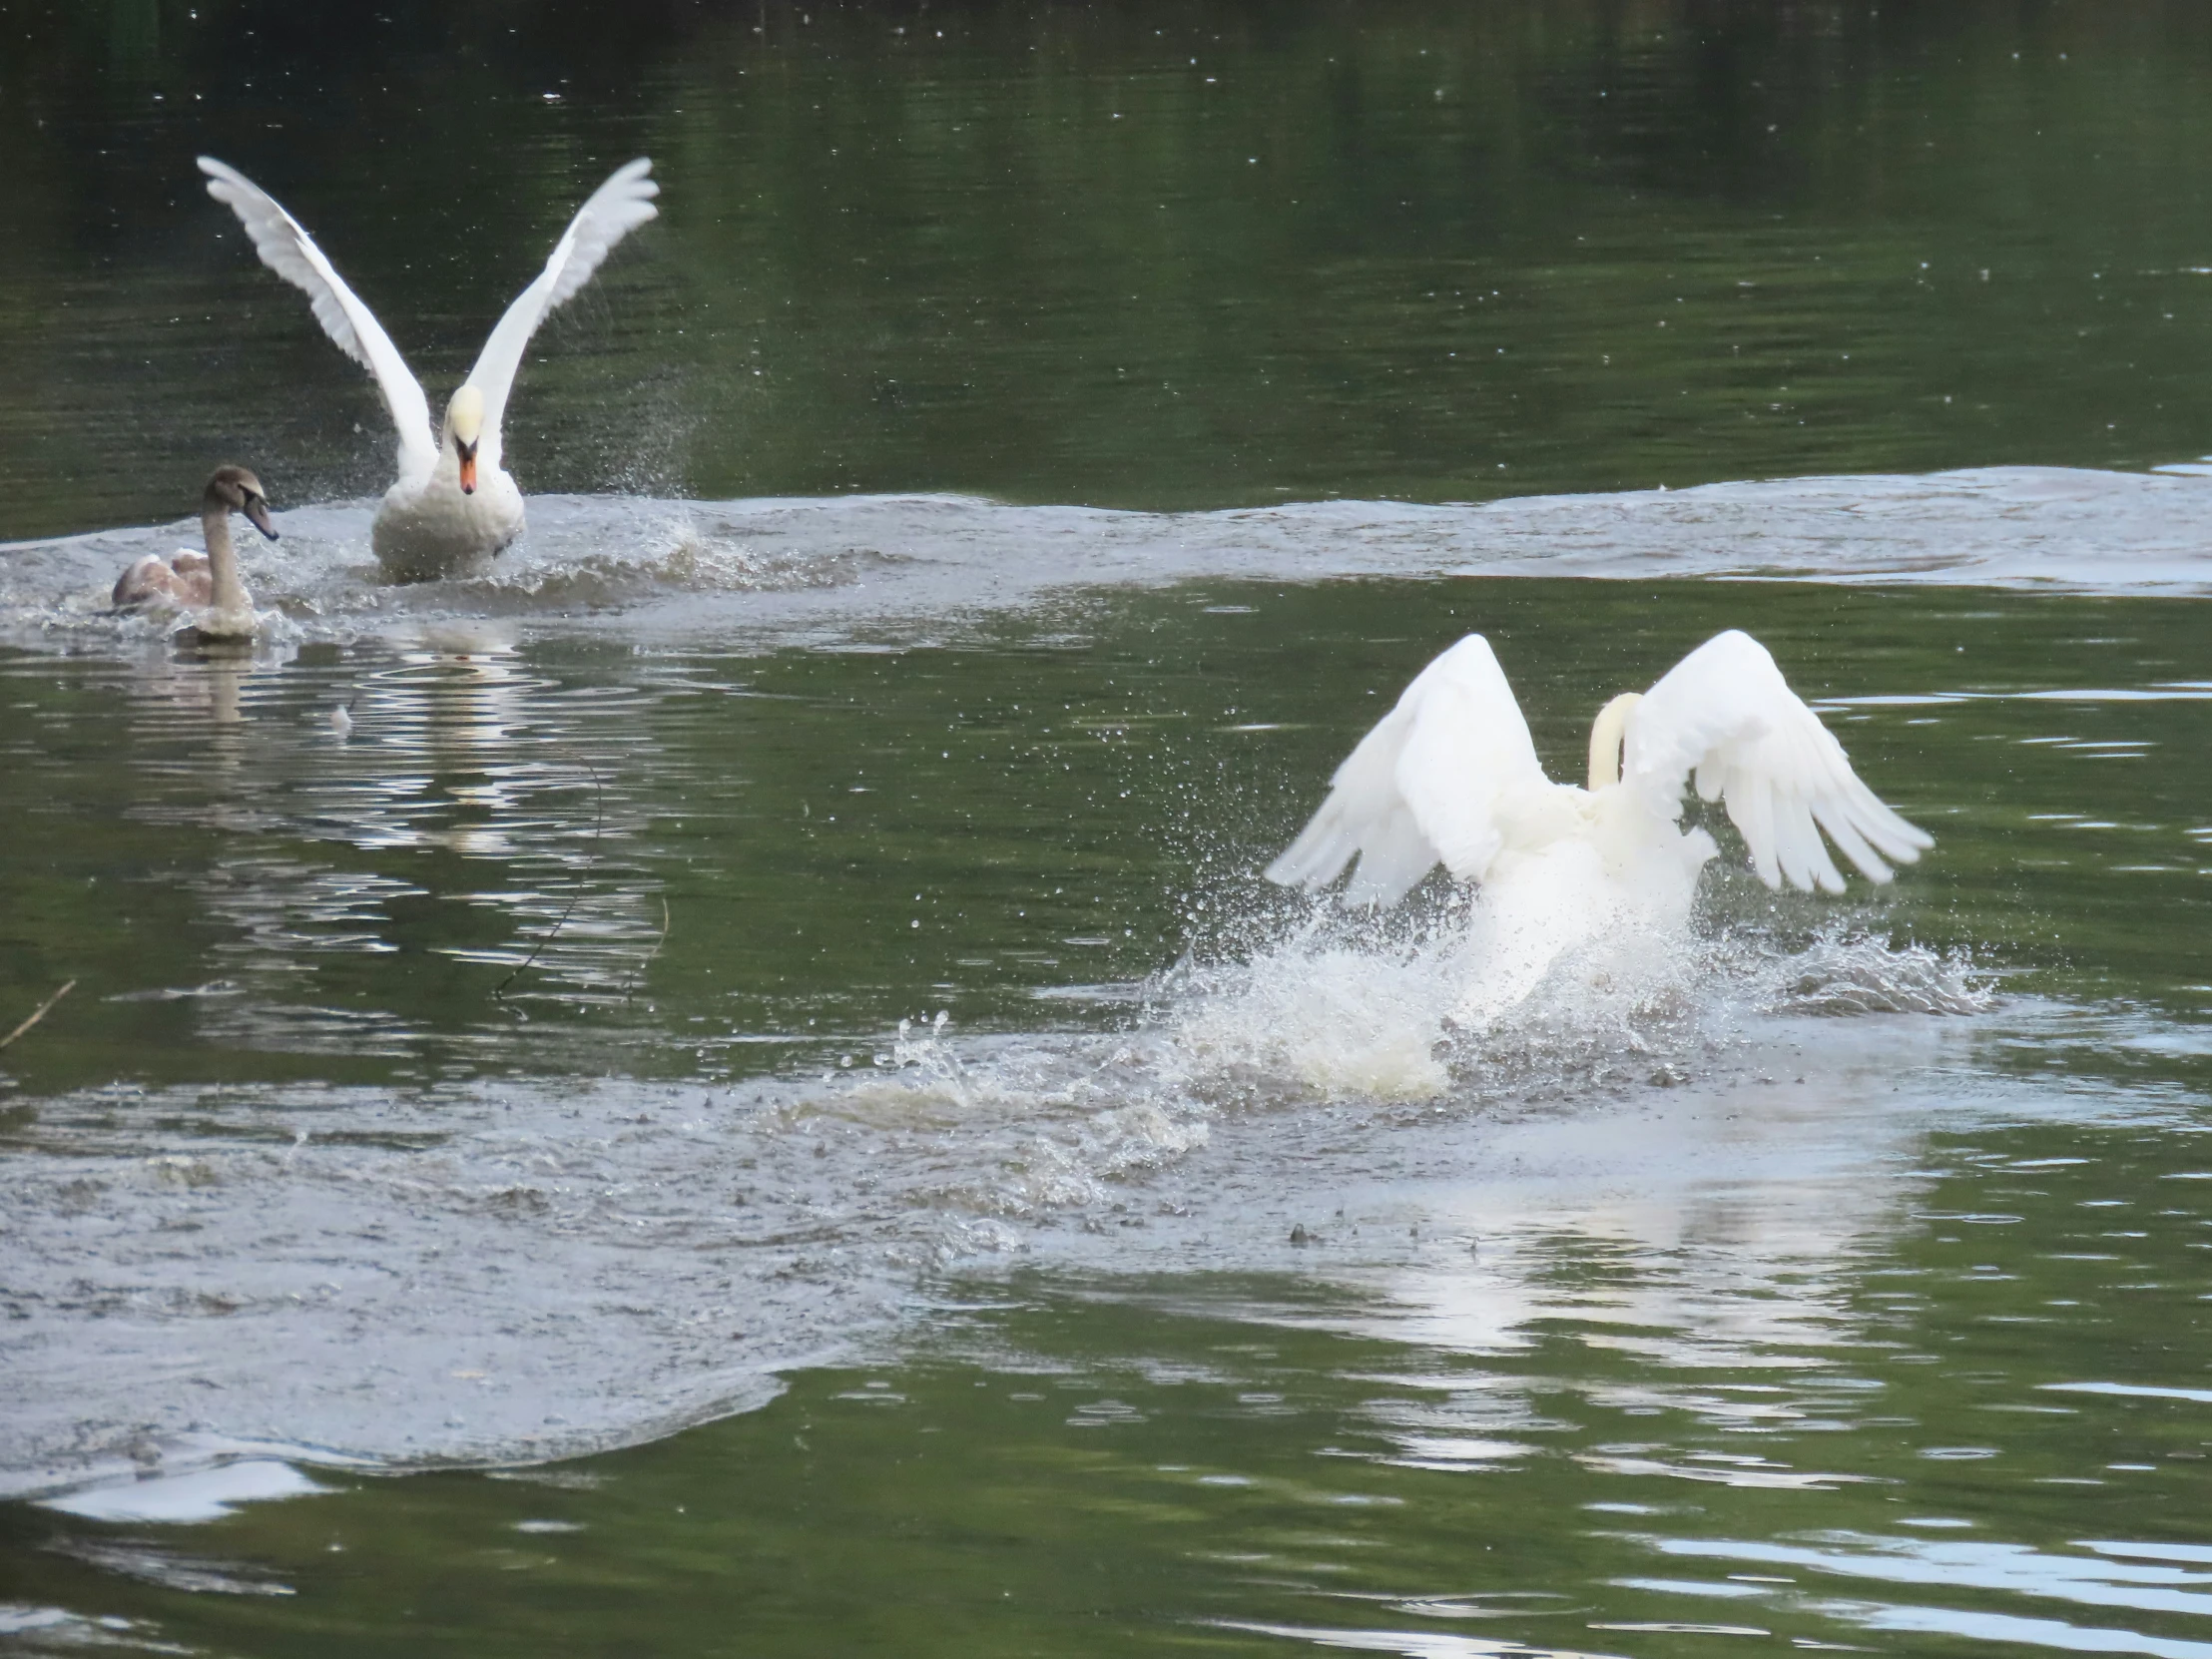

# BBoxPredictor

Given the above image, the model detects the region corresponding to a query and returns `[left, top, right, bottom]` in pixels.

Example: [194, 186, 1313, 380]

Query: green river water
[3, 4, 2212, 1656]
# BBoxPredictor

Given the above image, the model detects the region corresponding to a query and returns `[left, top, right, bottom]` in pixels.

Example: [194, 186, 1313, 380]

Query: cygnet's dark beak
[456, 438, 479, 496]
[244, 493, 278, 540]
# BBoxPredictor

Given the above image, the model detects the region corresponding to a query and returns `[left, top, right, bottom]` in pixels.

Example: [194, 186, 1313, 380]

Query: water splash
[12, 467, 2212, 654]
[1154, 891, 1990, 1110]
[0, 898, 1995, 1500]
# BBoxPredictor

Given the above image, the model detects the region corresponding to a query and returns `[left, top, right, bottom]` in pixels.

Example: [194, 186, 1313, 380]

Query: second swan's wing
[1624, 629, 1933, 892]
[198, 158, 436, 479]
[1267, 635, 1552, 907]
[464, 158, 660, 458]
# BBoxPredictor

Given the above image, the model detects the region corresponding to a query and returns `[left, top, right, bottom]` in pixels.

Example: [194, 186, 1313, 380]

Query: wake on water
[10, 461, 2212, 653]
[0, 477, 2007, 1497]
[0, 887, 1990, 1500]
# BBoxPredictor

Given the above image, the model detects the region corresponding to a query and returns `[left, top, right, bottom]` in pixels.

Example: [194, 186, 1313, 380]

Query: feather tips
[1265, 634, 1549, 906]
[466, 159, 660, 449]
[198, 157, 437, 476]
[1626, 629, 1932, 892]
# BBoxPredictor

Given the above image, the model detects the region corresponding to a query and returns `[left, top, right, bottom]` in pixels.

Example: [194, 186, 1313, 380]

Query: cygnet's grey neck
[202, 495, 249, 615]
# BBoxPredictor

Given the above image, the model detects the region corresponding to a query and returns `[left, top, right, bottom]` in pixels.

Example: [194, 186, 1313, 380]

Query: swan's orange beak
[456, 440, 478, 496]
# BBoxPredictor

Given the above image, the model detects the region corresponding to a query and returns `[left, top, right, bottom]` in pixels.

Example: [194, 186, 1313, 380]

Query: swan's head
[206, 465, 277, 541]
[446, 385, 485, 495]
[1586, 692, 1643, 793]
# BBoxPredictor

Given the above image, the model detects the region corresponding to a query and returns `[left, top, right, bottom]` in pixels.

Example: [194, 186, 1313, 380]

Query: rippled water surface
[7, 4, 2212, 1657]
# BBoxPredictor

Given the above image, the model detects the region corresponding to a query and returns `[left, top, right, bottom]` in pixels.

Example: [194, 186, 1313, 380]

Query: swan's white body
[198, 156, 660, 582]
[1268, 630, 1933, 1021]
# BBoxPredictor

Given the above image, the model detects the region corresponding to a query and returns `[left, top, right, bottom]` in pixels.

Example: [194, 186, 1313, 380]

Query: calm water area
[5, 3, 2212, 1655]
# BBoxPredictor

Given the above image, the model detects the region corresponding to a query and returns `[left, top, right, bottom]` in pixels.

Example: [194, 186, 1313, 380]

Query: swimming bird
[197, 156, 660, 583]
[113, 465, 277, 640]
[1266, 630, 1933, 1020]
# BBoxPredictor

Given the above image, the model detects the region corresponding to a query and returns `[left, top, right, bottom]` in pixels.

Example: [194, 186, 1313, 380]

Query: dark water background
[11, 0, 2212, 532]
[5, 4, 2212, 1657]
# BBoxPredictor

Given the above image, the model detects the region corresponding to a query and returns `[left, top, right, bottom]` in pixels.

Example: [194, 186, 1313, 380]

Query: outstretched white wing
[197, 157, 436, 479]
[464, 158, 660, 460]
[1267, 635, 1553, 906]
[1625, 630, 1932, 892]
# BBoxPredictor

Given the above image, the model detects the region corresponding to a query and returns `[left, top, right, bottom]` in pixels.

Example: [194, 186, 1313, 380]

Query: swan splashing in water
[197, 156, 659, 583]
[1266, 630, 1933, 1023]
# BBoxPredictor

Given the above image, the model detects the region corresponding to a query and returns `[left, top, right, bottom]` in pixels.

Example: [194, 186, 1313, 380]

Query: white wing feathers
[1625, 630, 1932, 892]
[196, 157, 436, 477]
[466, 158, 660, 455]
[1269, 628, 1931, 908]
[1266, 635, 1550, 906]
[201, 156, 658, 478]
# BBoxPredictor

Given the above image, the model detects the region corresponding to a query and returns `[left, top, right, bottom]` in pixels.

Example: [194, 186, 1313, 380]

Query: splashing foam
[1164, 911, 1465, 1103]
[0, 906, 1990, 1492]
[821, 897, 1989, 1241]
[1154, 894, 1989, 1109]
[438, 511, 899, 609]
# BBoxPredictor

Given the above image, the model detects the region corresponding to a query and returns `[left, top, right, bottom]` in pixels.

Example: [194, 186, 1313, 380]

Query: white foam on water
[9, 465, 2212, 654]
[0, 464, 2118, 1508]
[1, 896, 2002, 1501]
[38, 1458, 332, 1524]
[1157, 888, 1987, 1112]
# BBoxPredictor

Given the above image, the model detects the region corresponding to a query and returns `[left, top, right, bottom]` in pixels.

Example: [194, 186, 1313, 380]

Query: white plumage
[1267, 630, 1932, 1020]
[198, 157, 660, 582]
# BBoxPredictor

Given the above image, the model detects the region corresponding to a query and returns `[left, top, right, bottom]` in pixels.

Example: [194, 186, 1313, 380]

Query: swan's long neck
[202, 500, 249, 614]
[1586, 692, 1643, 792]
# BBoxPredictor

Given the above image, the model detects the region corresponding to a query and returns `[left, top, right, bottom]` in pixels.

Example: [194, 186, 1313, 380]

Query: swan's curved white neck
[1586, 692, 1643, 792]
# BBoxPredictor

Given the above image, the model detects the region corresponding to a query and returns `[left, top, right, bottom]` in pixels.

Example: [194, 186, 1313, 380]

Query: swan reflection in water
[292, 624, 665, 999]
[1140, 1008, 1971, 1484]
[120, 624, 665, 1059]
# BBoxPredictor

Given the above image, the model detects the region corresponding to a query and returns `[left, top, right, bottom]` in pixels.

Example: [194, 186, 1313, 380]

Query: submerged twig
[494, 758, 605, 1001]
[0, 980, 76, 1052]
[624, 892, 672, 1003]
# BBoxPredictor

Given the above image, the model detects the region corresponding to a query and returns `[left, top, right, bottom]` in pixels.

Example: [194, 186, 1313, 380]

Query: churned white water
[8, 464, 2212, 655]
[0, 883, 1989, 1500]
[0, 467, 2079, 1505]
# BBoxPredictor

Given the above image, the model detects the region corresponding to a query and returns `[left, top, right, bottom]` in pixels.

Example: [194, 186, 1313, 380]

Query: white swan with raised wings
[198, 156, 659, 582]
[1267, 630, 1933, 1020]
